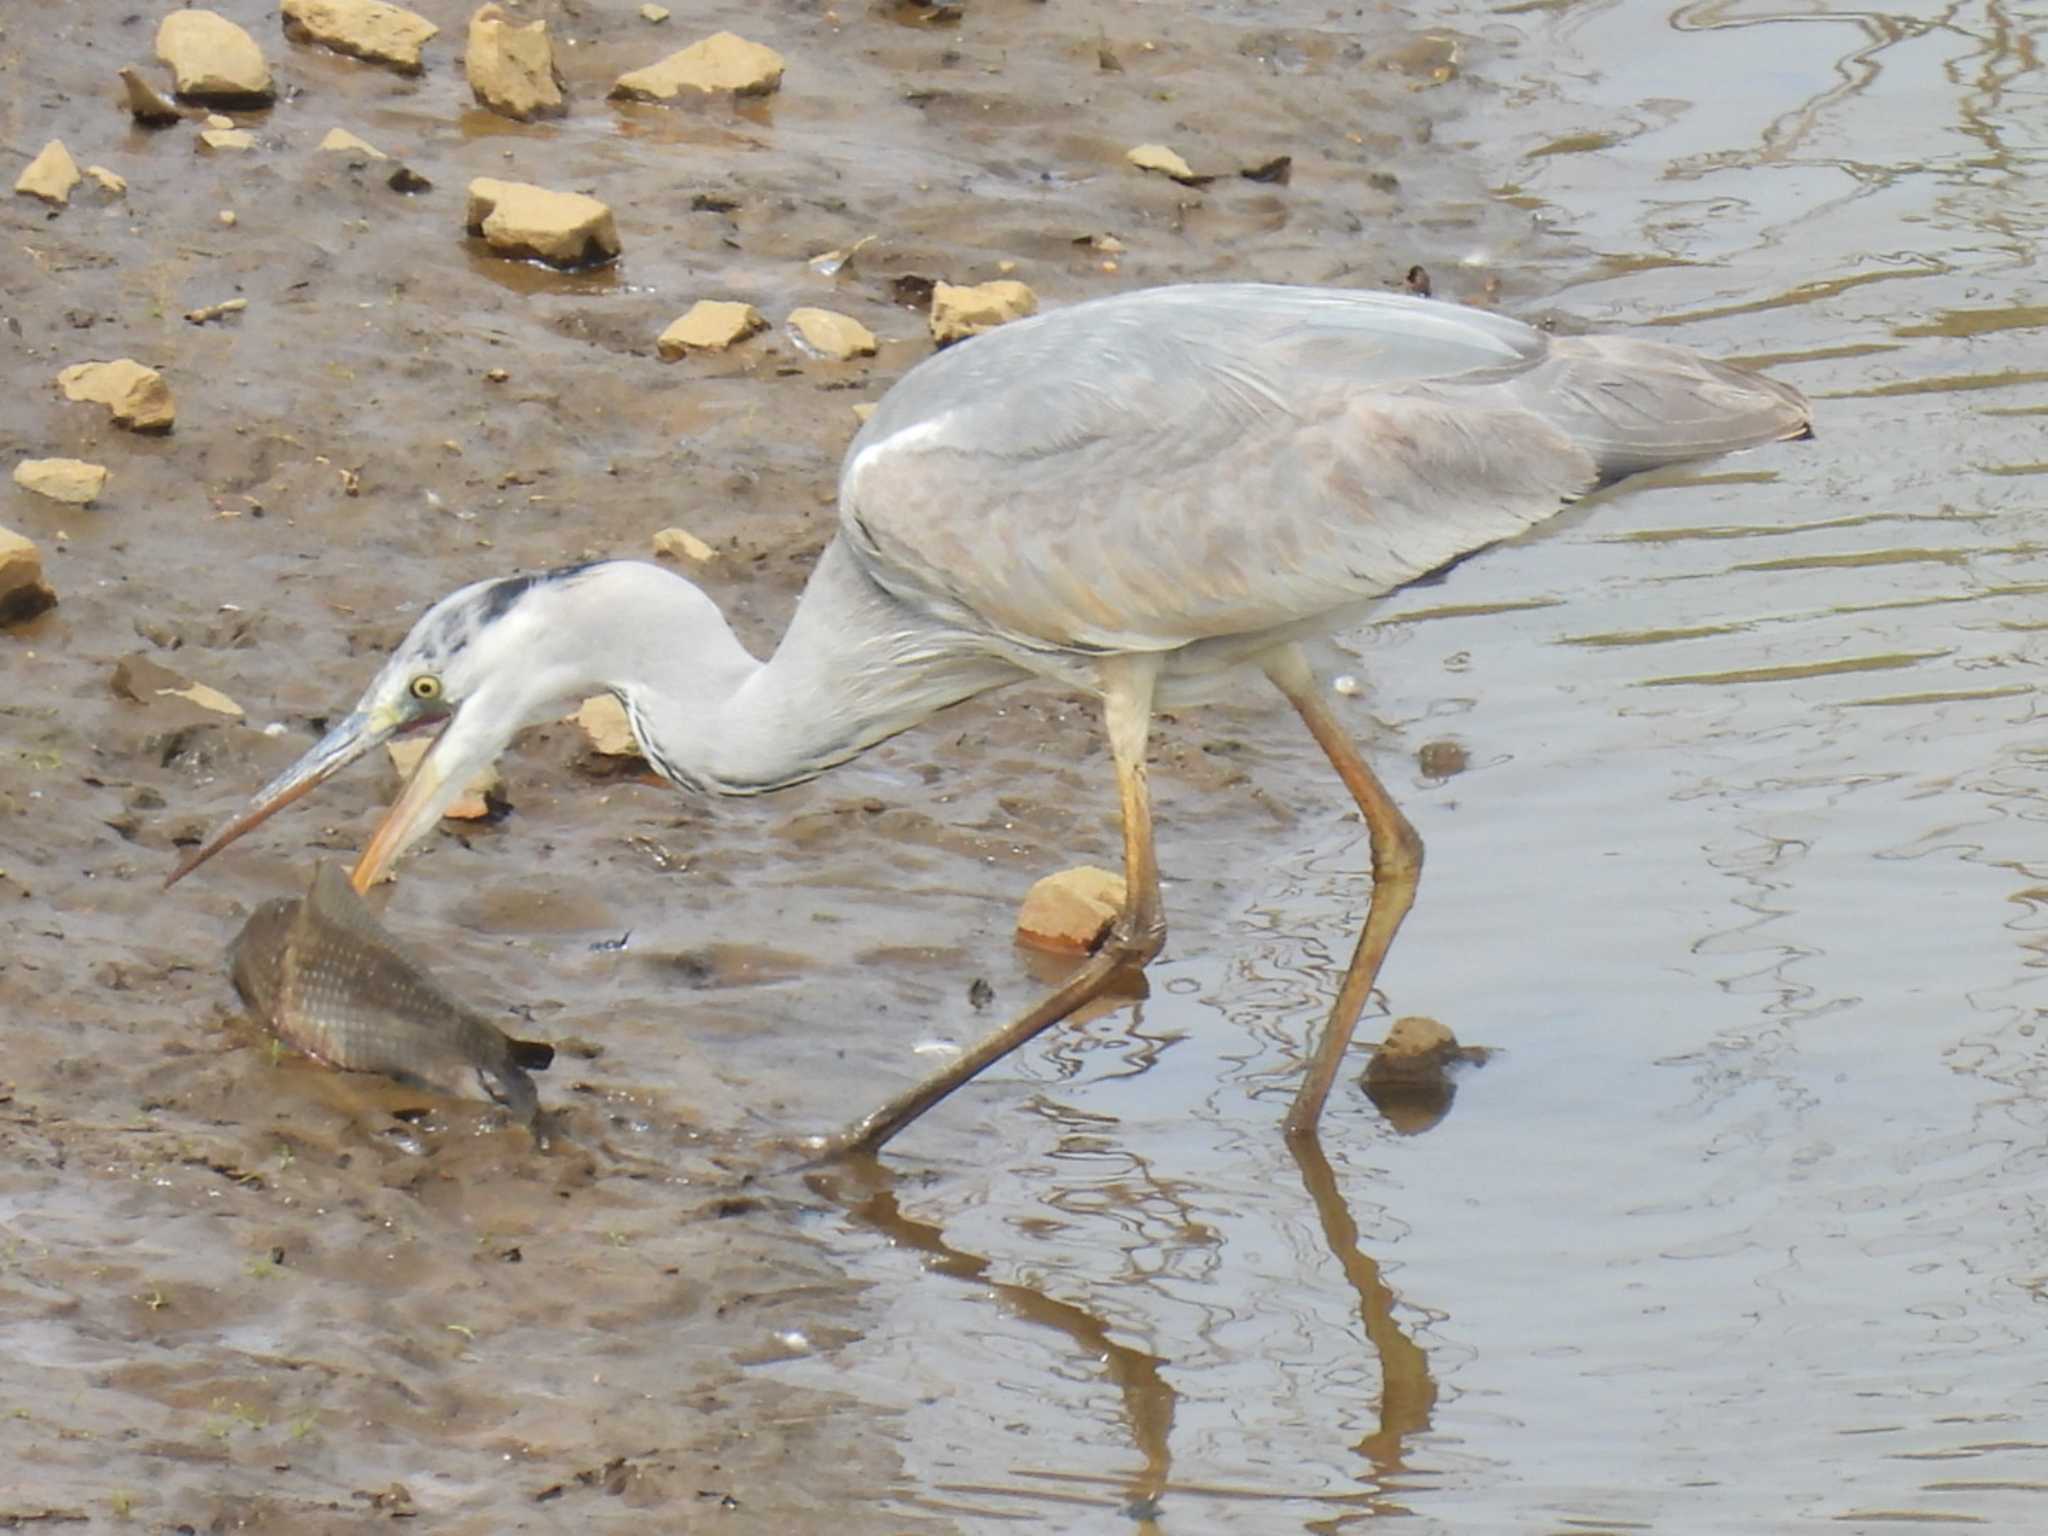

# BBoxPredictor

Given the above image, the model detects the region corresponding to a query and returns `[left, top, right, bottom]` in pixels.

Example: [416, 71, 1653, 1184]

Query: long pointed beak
[163, 708, 393, 889]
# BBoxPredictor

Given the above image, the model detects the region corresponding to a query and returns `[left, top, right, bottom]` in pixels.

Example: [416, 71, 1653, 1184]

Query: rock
[1126, 143, 1202, 184]
[651, 526, 715, 563]
[12, 458, 108, 506]
[205, 113, 236, 129]
[156, 10, 274, 104]
[282, 0, 438, 74]
[1016, 866, 1126, 954]
[466, 4, 564, 119]
[1362, 1015, 1481, 1136]
[318, 126, 388, 159]
[84, 166, 127, 195]
[610, 31, 785, 101]
[15, 141, 81, 207]
[657, 300, 766, 357]
[57, 359, 176, 433]
[387, 738, 499, 819]
[198, 127, 257, 152]
[639, 3, 669, 20]
[787, 307, 876, 360]
[465, 177, 620, 268]
[118, 67, 184, 125]
[0, 529, 58, 627]
[571, 694, 640, 758]
[1416, 739, 1467, 779]
[1367, 1015, 1461, 1079]
[928, 280, 1037, 344]
[110, 655, 243, 718]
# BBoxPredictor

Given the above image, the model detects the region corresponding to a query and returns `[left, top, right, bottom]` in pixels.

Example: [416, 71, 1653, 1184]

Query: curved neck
[615, 539, 1021, 795]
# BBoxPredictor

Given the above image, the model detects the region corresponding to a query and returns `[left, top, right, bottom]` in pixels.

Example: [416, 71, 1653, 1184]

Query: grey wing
[839, 284, 1808, 654]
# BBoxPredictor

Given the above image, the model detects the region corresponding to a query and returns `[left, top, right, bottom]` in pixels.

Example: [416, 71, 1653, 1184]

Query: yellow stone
[118, 67, 183, 124]
[155, 10, 274, 102]
[160, 681, 244, 719]
[929, 280, 1037, 344]
[651, 526, 715, 563]
[83, 165, 127, 195]
[1126, 143, 1198, 183]
[787, 307, 876, 360]
[610, 31, 785, 101]
[14, 141, 80, 206]
[198, 127, 257, 152]
[465, 177, 620, 268]
[466, 4, 564, 119]
[57, 359, 176, 433]
[281, 0, 439, 74]
[639, 4, 670, 20]
[1016, 866, 1126, 954]
[0, 529, 58, 627]
[12, 459, 108, 506]
[657, 300, 766, 357]
[571, 694, 640, 758]
[318, 126, 388, 159]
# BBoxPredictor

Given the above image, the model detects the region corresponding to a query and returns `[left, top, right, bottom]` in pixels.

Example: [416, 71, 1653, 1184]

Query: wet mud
[5, 0, 2047, 1530]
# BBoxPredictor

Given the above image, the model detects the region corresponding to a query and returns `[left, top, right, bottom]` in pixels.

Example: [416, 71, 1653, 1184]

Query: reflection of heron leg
[1263, 645, 1424, 1139]
[824, 656, 1167, 1158]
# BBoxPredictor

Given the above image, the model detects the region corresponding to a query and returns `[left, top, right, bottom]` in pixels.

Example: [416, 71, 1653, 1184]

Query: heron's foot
[768, 1119, 892, 1172]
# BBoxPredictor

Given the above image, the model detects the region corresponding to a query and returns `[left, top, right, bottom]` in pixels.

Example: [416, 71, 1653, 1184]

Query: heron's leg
[820, 655, 1166, 1159]
[1262, 644, 1424, 1140]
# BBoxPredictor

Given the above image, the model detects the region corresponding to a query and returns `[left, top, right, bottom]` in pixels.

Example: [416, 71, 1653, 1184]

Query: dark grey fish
[228, 863, 553, 1133]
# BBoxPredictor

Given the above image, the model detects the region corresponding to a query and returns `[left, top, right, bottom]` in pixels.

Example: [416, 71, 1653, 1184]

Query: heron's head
[167, 562, 642, 892]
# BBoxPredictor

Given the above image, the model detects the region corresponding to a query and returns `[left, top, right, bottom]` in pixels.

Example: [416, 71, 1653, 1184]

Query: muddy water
[2, 0, 2042, 1529]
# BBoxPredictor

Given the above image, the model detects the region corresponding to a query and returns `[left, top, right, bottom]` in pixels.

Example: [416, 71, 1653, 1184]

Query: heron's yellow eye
[409, 674, 443, 702]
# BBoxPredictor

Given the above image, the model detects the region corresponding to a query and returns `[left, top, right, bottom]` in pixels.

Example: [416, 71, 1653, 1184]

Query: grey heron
[168, 283, 1812, 1155]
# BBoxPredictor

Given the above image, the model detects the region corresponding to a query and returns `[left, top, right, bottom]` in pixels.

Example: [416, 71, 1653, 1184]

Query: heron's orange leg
[821, 656, 1166, 1159]
[1263, 645, 1424, 1140]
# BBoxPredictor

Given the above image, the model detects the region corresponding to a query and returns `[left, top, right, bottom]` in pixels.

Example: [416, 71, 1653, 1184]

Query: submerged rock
[0, 529, 58, 627]
[57, 359, 175, 433]
[465, 177, 620, 268]
[156, 10, 274, 104]
[12, 458, 108, 506]
[787, 306, 876, 360]
[610, 31, 785, 101]
[14, 141, 81, 207]
[318, 125, 389, 159]
[929, 279, 1037, 344]
[1016, 865, 1126, 953]
[281, 0, 438, 74]
[466, 4, 564, 119]
[118, 67, 184, 125]
[657, 300, 766, 357]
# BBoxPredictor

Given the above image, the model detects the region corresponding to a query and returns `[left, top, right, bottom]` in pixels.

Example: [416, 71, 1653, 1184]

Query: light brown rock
[787, 307, 876, 360]
[465, 177, 621, 268]
[387, 738, 499, 819]
[651, 526, 715, 563]
[15, 141, 81, 207]
[155, 11, 274, 103]
[571, 694, 640, 758]
[112, 655, 233, 718]
[929, 280, 1037, 344]
[57, 360, 176, 433]
[282, 0, 438, 74]
[84, 165, 127, 195]
[0, 529, 58, 627]
[466, 4, 564, 119]
[639, 4, 670, 21]
[1016, 866, 1126, 954]
[1126, 142, 1200, 183]
[197, 126, 256, 152]
[318, 126, 388, 159]
[12, 459, 108, 506]
[118, 67, 184, 125]
[1368, 1015, 1460, 1077]
[657, 300, 765, 358]
[610, 31, 785, 101]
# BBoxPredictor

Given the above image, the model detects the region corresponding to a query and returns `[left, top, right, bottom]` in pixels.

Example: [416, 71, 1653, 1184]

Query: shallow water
[4, 0, 2045, 1529]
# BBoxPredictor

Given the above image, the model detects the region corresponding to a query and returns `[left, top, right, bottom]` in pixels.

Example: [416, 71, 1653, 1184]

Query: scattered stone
[1416, 739, 1467, 779]
[787, 307, 876, 360]
[118, 67, 185, 125]
[851, 402, 877, 423]
[1126, 143, 1206, 185]
[318, 126, 388, 159]
[639, 3, 669, 20]
[156, 10, 275, 104]
[110, 655, 243, 717]
[14, 141, 81, 207]
[218, 209, 239, 226]
[282, 0, 438, 75]
[387, 737, 499, 819]
[484, 367, 510, 382]
[1368, 1015, 1460, 1079]
[465, 177, 620, 268]
[12, 459, 108, 507]
[610, 31, 786, 101]
[1362, 1015, 1488, 1135]
[84, 165, 127, 195]
[205, 113, 236, 129]
[0, 529, 58, 626]
[466, 4, 564, 120]
[807, 234, 873, 277]
[651, 526, 715, 563]
[386, 165, 431, 193]
[198, 127, 257, 152]
[928, 280, 1036, 344]
[184, 297, 248, 325]
[571, 694, 640, 759]
[57, 359, 176, 433]
[1241, 155, 1292, 185]
[657, 300, 765, 358]
[1016, 865, 1125, 954]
